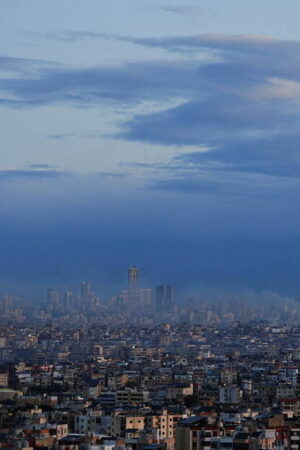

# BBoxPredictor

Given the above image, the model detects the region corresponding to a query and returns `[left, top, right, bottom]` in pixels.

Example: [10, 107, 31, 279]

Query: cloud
[149, 5, 212, 16]
[47, 133, 76, 140]
[120, 94, 300, 146]
[0, 55, 58, 75]
[47, 131, 104, 140]
[174, 135, 300, 177]
[3, 33, 300, 191]
[25, 30, 110, 43]
[120, 150, 300, 199]
[0, 165, 67, 181]
[0, 165, 131, 187]
[148, 167, 300, 197]
[0, 60, 197, 107]
[250, 77, 300, 101]
[126, 33, 294, 54]
[94, 171, 128, 179]
[29, 164, 60, 169]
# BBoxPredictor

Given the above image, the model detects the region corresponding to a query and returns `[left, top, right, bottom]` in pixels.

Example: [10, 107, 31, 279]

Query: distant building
[139, 288, 152, 307]
[80, 281, 91, 297]
[3, 295, 14, 315]
[156, 285, 175, 313]
[63, 290, 73, 309]
[47, 289, 60, 309]
[128, 266, 139, 304]
[128, 266, 139, 293]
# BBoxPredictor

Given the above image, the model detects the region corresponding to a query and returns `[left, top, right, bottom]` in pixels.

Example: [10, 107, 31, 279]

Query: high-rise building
[139, 288, 152, 307]
[64, 290, 73, 309]
[3, 295, 13, 315]
[127, 265, 140, 306]
[156, 285, 175, 313]
[128, 266, 139, 293]
[47, 288, 60, 308]
[156, 286, 165, 311]
[116, 290, 128, 309]
[81, 281, 91, 297]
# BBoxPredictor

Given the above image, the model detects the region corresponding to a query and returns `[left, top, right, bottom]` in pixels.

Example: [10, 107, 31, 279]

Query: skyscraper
[156, 286, 165, 311]
[139, 288, 152, 307]
[127, 265, 140, 305]
[156, 285, 175, 313]
[47, 288, 60, 307]
[64, 290, 74, 310]
[128, 265, 139, 293]
[81, 281, 91, 297]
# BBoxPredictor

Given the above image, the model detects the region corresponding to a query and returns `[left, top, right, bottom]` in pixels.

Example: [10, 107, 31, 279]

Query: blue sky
[1, 0, 300, 298]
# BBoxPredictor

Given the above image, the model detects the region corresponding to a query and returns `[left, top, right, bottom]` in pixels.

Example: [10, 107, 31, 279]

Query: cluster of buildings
[0, 321, 300, 448]
[1, 267, 300, 448]
[0, 267, 177, 328]
[1, 267, 300, 330]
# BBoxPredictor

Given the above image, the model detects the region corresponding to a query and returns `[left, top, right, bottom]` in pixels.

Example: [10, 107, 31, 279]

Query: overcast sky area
[2, 0, 300, 300]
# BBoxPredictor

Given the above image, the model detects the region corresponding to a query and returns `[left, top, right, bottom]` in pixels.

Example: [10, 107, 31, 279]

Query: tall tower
[156, 285, 174, 313]
[128, 265, 139, 293]
[156, 286, 165, 311]
[81, 281, 91, 297]
[128, 265, 139, 305]
[47, 288, 60, 306]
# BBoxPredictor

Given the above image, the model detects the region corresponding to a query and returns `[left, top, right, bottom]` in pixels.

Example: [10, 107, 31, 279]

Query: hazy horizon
[2, 1, 300, 299]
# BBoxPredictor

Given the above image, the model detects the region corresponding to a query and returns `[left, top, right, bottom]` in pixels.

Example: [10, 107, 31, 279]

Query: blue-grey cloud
[0, 55, 58, 75]
[29, 164, 60, 169]
[148, 170, 300, 197]
[25, 30, 110, 43]
[175, 135, 300, 177]
[3, 34, 300, 187]
[148, 6, 212, 16]
[47, 133, 76, 140]
[126, 33, 300, 54]
[123, 156, 300, 197]
[0, 166, 67, 181]
[93, 171, 128, 179]
[0, 60, 197, 107]
[120, 95, 300, 146]
[47, 131, 104, 140]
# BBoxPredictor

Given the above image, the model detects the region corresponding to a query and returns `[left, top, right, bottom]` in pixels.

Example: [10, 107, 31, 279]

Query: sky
[1, 0, 300, 299]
